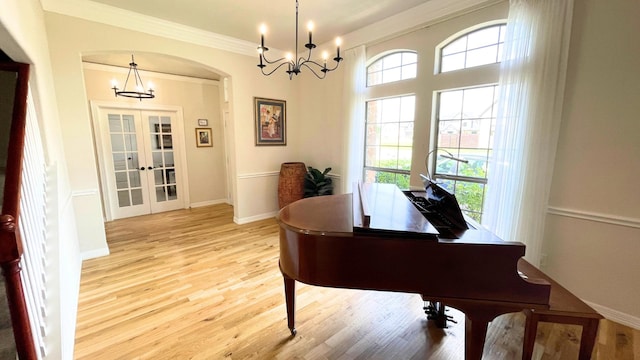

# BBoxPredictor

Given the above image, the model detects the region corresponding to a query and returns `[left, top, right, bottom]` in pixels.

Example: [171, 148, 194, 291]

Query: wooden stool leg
[522, 310, 537, 360]
[578, 318, 600, 360]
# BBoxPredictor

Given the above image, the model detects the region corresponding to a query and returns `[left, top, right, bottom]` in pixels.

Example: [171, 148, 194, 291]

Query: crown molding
[41, 0, 258, 56]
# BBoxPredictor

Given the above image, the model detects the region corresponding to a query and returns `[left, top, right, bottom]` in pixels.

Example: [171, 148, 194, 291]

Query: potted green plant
[303, 167, 333, 197]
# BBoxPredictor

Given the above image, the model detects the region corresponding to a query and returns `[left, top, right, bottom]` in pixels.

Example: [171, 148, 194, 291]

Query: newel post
[1, 214, 37, 359]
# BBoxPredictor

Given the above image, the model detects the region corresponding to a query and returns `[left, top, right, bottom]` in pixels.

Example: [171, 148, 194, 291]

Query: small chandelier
[257, 0, 343, 80]
[111, 55, 155, 100]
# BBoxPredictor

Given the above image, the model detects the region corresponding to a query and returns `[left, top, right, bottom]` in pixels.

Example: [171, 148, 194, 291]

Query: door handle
[148, 166, 153, 170]
[140, 167, 145, 171]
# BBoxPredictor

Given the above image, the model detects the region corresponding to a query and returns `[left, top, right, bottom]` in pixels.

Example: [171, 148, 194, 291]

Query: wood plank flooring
[74, 204, 639, 359]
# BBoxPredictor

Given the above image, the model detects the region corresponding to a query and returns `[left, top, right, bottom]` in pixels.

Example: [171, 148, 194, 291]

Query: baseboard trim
[585, 300, 640, 330]
[190, 199, 229, 208]
[81, 247, 110, 261]
[71, 189, 99, 197]
[234, 211, 278, 225]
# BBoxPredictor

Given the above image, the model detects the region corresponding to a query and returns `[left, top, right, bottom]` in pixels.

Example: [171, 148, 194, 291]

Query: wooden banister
[0, 61, 38, 359]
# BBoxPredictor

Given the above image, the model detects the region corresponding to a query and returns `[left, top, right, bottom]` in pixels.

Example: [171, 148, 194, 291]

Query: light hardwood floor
[74, 204, 639, 359]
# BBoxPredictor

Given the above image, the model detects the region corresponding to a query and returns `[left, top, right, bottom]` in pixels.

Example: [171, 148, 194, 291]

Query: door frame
[90, 101, 190, 221]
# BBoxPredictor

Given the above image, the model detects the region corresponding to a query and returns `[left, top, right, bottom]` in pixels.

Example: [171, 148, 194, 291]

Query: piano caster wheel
[289, 328, 297, 336]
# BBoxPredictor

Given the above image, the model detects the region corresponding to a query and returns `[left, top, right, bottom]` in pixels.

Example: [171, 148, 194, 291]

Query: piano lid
[353, 182, 439, 239]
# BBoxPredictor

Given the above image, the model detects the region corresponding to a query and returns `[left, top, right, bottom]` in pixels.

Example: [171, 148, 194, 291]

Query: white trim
[82, 62, 221, 85]
[90, 100, 190, 113]
[434, 20, 507, 74]
[80, 247, 110, 261]
[547, 206, 640, 229]
[41, 0, 257, 56]
[237, 171, 279, 179]
[237, 171, 342, 180]
[234, 211, 278, 225]
[366, 49, 417, 67]
[190, 199, 229, 208]
[585, 300, 640, 330]
[70, 189, 99, 197]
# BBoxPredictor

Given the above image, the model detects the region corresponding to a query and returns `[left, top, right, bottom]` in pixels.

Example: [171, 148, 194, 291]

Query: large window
[434, 86, 498, 221]
[433, 23, 505, 222]
[363, 51, 418, 189]
[360, 23, 504, 215]
[364, 95, 415, 189]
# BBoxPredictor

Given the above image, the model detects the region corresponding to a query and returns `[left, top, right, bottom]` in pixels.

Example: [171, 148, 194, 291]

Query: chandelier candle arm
[111, 54, 155, 101]
[257, 0, 342, 80]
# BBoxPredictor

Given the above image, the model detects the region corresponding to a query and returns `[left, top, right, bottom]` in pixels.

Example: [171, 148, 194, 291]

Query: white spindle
[15, 90, 50, 359]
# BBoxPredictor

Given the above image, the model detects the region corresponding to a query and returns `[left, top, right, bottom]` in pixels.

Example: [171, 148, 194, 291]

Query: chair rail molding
[547, 206, 640, 229]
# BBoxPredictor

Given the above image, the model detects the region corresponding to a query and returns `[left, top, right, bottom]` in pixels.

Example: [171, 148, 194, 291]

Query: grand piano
[277, 181, 552, 360]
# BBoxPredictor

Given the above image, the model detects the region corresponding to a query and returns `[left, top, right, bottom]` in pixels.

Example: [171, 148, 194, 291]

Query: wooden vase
[278, 162, 306, 209]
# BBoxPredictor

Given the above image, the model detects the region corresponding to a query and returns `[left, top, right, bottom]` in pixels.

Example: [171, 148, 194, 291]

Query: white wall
[543, 0, 640, 327]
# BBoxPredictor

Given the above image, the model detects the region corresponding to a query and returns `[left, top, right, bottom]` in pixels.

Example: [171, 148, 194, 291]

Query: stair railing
[1, 62, 38, 359]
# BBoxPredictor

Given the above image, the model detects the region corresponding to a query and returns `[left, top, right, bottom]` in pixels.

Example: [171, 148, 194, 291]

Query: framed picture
[254, 97, 286, 146]
[198, 119, 208, 126]
[195, 128, 213, 147]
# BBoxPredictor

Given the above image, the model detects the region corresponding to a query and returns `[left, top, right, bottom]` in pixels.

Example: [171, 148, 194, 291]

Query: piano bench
[518, 259, 603, 360]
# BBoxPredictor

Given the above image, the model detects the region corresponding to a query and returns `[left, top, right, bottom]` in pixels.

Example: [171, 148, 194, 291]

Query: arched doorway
[81, 52, 234, 219]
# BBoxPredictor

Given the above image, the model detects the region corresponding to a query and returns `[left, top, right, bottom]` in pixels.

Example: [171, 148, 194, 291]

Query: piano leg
[435, 299, 523, 360]
[283, 274, 297, 336]
[464, 314, 491, 360]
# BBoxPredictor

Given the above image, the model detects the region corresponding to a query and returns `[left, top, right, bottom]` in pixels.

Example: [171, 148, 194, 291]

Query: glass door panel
[97, 106, 184, 219]
[108, 113, 145, 208]
[143, 112, 182, 212]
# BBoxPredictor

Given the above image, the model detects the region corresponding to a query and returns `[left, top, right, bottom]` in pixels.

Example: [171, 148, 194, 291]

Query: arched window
[367, 51, 417, 86]
[439, 24, 506, 73]
[431, 22, 505, 221]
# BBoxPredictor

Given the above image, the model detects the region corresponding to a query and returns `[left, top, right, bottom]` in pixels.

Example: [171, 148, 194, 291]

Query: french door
[93, 104, 186, 220]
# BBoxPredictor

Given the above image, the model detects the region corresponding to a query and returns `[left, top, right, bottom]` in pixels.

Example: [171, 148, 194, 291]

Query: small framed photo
[198, 119, 208, 126]
[254, 97, 286, 146]
[195, 128, 213, 147]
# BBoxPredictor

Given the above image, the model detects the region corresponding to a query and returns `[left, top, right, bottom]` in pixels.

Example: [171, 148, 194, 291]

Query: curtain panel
[483, 0, 574, 266]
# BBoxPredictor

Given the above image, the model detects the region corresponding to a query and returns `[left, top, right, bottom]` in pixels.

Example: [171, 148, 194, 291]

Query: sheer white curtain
[340, 45, 366, 193]
[483, 0, 574, 266]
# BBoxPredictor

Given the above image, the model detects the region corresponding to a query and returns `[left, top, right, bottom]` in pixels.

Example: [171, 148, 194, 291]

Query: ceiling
[86, 0, 432, 50]
[69, 0, 471, 80]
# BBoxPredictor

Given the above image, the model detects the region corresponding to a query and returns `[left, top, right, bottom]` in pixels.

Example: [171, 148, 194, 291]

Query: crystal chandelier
[111, 55, 155, 100]
[257, 0, 343, 80]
